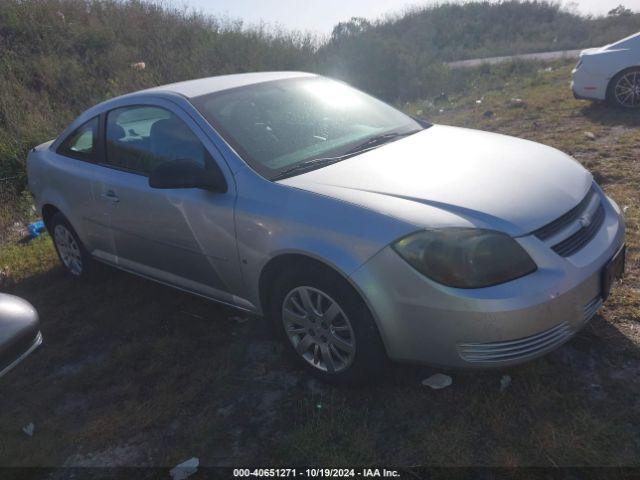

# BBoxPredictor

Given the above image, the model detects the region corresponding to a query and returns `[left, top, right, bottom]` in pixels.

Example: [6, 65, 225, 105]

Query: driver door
[92, 100, 244, 305]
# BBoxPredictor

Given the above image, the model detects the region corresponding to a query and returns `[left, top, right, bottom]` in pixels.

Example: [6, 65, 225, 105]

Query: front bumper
[0, 294, 42, 379]
[0, 331, 43, 378]
[350, 194, 625, 368]
[572, 82, 590, 100]
[571, 67, 608, 102]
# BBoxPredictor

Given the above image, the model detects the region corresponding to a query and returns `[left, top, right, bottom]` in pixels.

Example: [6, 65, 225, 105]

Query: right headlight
[392, 228, 537, 289]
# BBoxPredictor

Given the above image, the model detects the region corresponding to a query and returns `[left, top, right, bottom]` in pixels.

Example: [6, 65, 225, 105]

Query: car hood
[278, 125, 593, 237]
[580, 46, 606, 56]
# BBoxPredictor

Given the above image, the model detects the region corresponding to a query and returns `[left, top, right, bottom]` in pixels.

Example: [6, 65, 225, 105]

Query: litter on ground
[22, 423, 34, 437]
[422, 373, 453, 390]
[27, 220, 45, 239]
[170, 457, 199, 480]
[500, 374, 512, 392]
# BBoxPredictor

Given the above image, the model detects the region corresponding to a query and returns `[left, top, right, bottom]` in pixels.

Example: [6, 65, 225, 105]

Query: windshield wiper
[272, 156, 347, 180]
[272, 129, 422, 181]
[342, 130, 422, 156]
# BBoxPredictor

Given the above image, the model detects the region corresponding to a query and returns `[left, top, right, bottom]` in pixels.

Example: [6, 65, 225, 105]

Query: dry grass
[0, 63, 639, 468]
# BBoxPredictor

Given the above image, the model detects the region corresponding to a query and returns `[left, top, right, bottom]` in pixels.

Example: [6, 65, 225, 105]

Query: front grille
[551, 203, 605, 257]
[533, 186, 605, 257]
[534, 188, 598, 240]
[458, 321, 573, 364]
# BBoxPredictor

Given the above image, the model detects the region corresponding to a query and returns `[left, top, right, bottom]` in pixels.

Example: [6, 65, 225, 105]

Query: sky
[177, 0, 640, 36]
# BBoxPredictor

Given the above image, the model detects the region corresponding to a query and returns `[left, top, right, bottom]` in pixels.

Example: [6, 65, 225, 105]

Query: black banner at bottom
[2, 467, 640, 480]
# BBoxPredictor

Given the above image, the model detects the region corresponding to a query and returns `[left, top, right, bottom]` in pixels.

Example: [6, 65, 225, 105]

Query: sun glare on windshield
[302, 80, 365, 109]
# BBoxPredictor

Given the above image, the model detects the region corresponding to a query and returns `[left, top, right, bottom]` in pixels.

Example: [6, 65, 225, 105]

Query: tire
[49, 212, 98, 279]
[607, 67, 640, 109]
[268, 265, 387, 385]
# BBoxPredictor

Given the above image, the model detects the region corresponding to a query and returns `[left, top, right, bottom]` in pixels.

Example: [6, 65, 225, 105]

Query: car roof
[56, 72, 319, 147]
[140, 71, 317, 99]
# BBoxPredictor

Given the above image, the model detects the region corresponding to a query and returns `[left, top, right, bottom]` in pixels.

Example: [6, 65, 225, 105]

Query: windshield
[191, 77, 424, 180]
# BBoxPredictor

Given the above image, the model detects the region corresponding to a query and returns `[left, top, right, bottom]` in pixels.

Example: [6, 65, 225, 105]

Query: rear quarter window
[57, 116, 100, 161]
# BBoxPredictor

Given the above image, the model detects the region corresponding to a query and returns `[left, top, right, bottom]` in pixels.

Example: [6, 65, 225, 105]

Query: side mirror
[149, 158, 228, 193]
[0, 294, 42, 379]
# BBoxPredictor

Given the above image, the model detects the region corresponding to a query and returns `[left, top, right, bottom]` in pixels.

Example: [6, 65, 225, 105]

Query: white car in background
[572, 32, 640, 108]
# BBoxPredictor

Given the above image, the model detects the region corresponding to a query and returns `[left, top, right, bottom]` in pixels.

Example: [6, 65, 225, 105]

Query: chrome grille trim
[552, 203, 605, 257]
[458, 321, 573, 363]
[534, 187, 597, 240]
[533, 186, 605, 257]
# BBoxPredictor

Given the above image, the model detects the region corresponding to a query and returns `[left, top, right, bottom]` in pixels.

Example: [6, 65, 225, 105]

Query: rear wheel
[269, 266, 386, 385]
[50, 212, 97, 279]
[608, 67, 640, 109]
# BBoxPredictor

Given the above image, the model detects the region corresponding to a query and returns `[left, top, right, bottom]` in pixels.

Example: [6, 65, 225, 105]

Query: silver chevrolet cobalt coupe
[28, 72, 626, 383]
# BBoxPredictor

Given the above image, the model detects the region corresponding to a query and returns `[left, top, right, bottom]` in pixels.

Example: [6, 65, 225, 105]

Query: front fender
[234, 172, 417, 312]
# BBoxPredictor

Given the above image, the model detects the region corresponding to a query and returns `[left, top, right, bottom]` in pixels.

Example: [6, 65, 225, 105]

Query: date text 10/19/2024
[233, 469, 401, 478]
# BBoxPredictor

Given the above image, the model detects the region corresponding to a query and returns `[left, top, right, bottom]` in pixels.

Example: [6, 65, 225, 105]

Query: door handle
[101, 190, 120, 203]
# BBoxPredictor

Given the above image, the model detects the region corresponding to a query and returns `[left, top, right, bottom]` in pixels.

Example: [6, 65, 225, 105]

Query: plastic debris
[230, 316, 250, 324]
[422, 373, 453, 390]
[28, 220, 45, 239]
[584, 131, 596, 141]
[22, 423, 34, 437]
[130, 62, 146, 70]
[500, 374, 512, 392]
[483, 110, 494, 118]
[170, 457, 199, 480]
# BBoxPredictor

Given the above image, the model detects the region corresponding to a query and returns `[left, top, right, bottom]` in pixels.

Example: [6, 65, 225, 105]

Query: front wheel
[608, 68, 640, 109]
[269, 266, 386, 385]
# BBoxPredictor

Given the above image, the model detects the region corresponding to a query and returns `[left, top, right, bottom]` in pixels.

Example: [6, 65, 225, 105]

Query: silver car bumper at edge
[0, 331, 43, 379]
[350, 195, 625, 368]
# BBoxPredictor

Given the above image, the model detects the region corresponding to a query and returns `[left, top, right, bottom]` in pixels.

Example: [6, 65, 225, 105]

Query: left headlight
[392, 228, 537, 288]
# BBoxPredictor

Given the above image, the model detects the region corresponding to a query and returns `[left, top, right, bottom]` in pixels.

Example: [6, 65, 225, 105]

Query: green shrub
[318, 1, 640, 101]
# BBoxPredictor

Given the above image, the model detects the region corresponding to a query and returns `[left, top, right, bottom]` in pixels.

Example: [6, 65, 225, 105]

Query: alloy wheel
[282, 286, 356, 373]
[54, 224, 83, 276]
[614, 70, 640, 108]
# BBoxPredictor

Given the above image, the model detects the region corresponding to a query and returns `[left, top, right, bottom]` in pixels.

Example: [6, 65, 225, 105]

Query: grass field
[0, 62, 638, 469]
